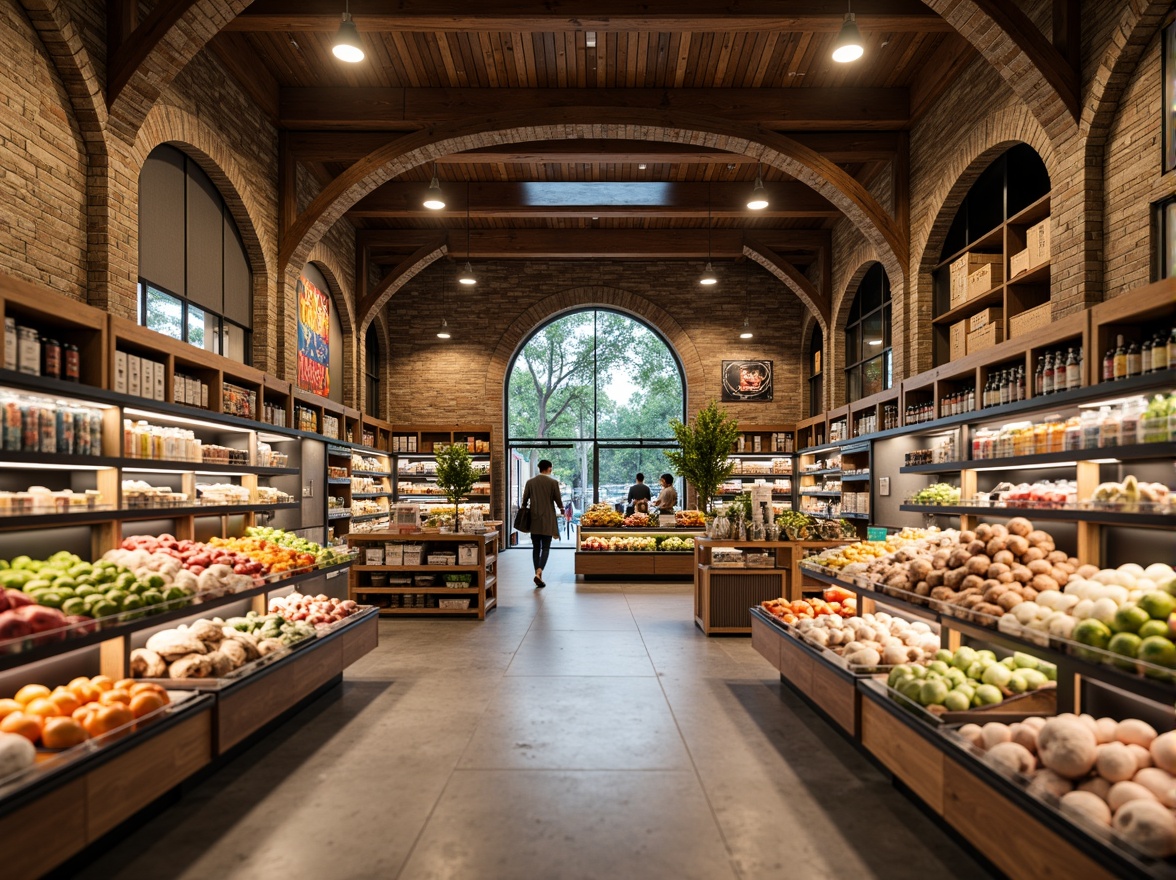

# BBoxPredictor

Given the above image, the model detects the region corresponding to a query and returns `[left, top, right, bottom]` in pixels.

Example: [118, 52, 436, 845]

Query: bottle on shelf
[1041, 353, 1053, 395]
[1126, 340, 1142, 378]
[1168, 327, 1176, 370]
[1065, 348, 1080, 391]
[1102, 342, 1115, 382]
[1034, 358, 1045, 396]
[1153, 331, 1170, 372]
[1113, 334, 1127, 381]
[1142, 337, 1153, 374]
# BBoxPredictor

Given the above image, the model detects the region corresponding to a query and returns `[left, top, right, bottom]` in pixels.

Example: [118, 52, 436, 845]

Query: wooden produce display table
[348, 530, 498, 618]
[574, 526, 703, 578]
[693, 538, 850, 634]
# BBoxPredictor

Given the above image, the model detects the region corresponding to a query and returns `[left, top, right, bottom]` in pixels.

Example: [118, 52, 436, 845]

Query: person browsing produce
[625, 473, 652, 515]
[655, 474, 678, 513]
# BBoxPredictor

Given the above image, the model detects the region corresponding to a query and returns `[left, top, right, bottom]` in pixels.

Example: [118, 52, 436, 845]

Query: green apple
[1139, 591, 1176, 621]
[1113, 604, 1151, 634]
[919, 679, 949, 707]
[943, 690, 971, 712]
[974, 684, 1003, 706]
[982, 663, 1013, 688]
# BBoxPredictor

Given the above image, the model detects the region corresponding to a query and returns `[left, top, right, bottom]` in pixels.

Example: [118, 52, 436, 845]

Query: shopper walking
[655, 473, 678, 514]
[625, 472, 653, 515]
[521, 459, 563, 588]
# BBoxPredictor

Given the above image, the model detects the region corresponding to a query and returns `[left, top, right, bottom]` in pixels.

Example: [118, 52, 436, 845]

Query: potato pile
[859, 518, 1079, 620]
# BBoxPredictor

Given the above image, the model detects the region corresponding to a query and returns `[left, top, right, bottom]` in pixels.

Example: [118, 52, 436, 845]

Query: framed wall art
[721, 360, 773, 402]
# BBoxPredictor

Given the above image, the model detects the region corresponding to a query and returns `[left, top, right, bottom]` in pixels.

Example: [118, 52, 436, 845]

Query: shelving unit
[392, 425, 493, 528]
[348, 530, 499, 619]
[693, 538, 850, 633]
[575, 526, 703, 577]
[720, 424, 795, 510]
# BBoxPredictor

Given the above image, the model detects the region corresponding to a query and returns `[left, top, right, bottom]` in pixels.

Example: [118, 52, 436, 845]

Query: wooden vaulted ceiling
[196, 1, 992, 309]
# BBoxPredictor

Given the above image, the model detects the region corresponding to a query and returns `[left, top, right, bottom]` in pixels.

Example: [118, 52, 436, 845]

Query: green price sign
[867, 527, 887, 542]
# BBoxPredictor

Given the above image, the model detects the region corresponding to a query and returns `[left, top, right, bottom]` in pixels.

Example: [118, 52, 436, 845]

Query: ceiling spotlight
[585, 31, 597, 48]
[423, 163, 445, 210]
[331, 3, 364, 63]
[457, 185, 476, 285]
[699, 263, 718, 286]
[699, 190, 718, 287]
[739, 318, 754, 340]
[747, 164, 769, 210]
[638, 163, 647, 170]
[437, 319, 451, 339]
[832, 5, 864, 63]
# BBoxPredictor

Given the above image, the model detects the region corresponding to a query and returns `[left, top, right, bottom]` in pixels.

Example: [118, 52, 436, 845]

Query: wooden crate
[1010, 248, 1031, 279]
[950, 253, 1001, 307]
[967, 262, 1003, 299]
[1010, 302, 1052, 338]
[950, 320, 968, 360]
[968, 307, 1003, 332]
[966, 322, 1004, 354]
[1027, 218, 1051, 266]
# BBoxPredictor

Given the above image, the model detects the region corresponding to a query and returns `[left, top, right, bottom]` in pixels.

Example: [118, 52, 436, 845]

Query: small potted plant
[665, 399, 740, 514]
[434, 443, 478, 532]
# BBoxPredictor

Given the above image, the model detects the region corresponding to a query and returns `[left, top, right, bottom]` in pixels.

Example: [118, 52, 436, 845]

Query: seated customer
[625, 472, 652, 515]
[655, 474, 678, 513]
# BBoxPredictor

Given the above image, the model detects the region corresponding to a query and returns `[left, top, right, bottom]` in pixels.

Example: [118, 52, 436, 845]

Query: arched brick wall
[358, 310, 392, 419]
[106, 0, 255, 144]
[128, 104, 276, 369]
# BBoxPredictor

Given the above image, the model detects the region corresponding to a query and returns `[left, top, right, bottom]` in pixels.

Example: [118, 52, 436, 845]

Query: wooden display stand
[574, 526, 703, 577]
[348, 530, 499, 619]
[693, 538, 849, 634]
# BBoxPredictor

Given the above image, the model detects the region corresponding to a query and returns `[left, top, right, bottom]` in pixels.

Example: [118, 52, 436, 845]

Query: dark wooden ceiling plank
[908, 32, 979, 124]
[279, 86, 910, 129]
[225, 1, 955, 34]
[209, 33, 281, 121]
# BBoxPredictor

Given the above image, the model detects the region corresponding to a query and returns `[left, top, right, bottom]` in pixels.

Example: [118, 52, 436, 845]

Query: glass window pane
[1166, 200, 1176, 277]
[883, 305, 892, 348]
[145, 286, 183, 340]
[186, 304, 207, 350]
[862, 354, 885, 398]
[222, 321, 247, 362]
[862, 313, 884, 356]
[847, 368, 861, 403]
[885, 349, 893, 390]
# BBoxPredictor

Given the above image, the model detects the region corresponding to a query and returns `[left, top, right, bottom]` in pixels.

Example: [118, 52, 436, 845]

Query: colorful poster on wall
[296, 274, 330, 396]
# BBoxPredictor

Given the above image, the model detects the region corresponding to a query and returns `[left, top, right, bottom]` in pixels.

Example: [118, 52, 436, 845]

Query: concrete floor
[72, 550, 995, 880]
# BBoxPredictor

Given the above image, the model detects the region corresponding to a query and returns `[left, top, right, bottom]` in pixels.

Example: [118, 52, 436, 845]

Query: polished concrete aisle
[73, 549, 995, 880]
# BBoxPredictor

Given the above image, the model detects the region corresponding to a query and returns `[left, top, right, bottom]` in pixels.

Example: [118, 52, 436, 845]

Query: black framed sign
[721, 360, 773, 402]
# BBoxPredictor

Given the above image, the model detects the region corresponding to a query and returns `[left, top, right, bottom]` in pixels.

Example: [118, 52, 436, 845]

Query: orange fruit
[114, 679, 136, 692]
[130, 691, 167, 719]
[81, 704, 132, 737]
[130, 683, 168, 701]
[72, 704, 95, 723]
[49, 688, 81, 716]
[0, 698, 23, 720]
[0, 712, 43, 743]
[89, 675, 114, 693]
[23, 698, 60, 719]
[69, 681, 101, 705]
[99, 689, 131, 706]
[41, 716, 88, 749]
[13, 684, 50, 706]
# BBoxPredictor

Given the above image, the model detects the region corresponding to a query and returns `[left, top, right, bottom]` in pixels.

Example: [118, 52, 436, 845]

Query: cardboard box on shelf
[384, 543, 403, 566]
[457, 544, 479, 566]
[1027, 218, 1051, 266]
[1009, 302, 1052, 338]
[153, 363, 165, 401]
[949, 253, 1001, 308]
[365, 547, 384, 566]
[140, 359, 153, 400]
[114, 350, 128, 394]
[128, 354, 141, 397]
[967, 323, 1004, 354]
[950, 320, 968, 360]
[967, 262, 1003, 299]
[402, 544, 423, 565]
[1010, 248, 1031, 279]
[968, 307, 1003, 333]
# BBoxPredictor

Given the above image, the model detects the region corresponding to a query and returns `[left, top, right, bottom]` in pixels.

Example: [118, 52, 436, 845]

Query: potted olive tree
[434, 443, 478, 532]
[665, 400, 740, 514]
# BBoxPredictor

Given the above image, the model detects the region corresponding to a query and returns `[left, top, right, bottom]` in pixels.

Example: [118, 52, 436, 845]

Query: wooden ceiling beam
[226, 1, 954, 33]
[357, 227, 831, 252]
[346, 181, 839, 219]
[364, 228, 830, 259]
[279, 87, 910, 131]
[107, 0, 200, 106]
[288, 133, 902, 165]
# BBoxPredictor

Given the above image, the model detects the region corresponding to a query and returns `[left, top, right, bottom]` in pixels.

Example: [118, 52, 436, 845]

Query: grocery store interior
[1, 1, 1175, 879]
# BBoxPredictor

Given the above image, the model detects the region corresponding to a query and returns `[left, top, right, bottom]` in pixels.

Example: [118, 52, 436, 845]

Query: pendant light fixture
[331, 1, 364, 63]
[739, 317, 754, 340]
[699, 187, 717, 286]
[457, 183, 476, 285]
[832, 2, 864, 63]
[747, 164, 769, 210]
[437, 319, 451, 339]
[423, 163, 445, 210]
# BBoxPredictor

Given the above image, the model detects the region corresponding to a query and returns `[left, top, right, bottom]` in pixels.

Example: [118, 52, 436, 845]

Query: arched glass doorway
[506, 309, 686, 547]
